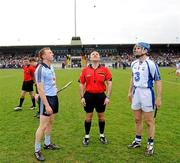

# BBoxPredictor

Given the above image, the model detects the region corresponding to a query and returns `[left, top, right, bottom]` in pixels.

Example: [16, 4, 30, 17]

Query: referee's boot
[99, 136, 108, 144]
[145, 144, 154, 156]
[44, 143, 60, 150]
[82, 137, 89, 146]
[14, 106, 22, 111]
[128, 140, 141, 148]
[34, 151, 45, 161]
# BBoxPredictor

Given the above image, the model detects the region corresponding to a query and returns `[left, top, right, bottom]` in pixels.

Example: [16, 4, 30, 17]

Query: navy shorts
[22, 80, 34, 92]
[39, 95, 59, 116]
[84, 92, 106, 113]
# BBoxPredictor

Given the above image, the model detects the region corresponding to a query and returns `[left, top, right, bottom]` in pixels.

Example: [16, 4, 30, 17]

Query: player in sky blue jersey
[34, 47, 60, 161]
[127, 42, 162, 156]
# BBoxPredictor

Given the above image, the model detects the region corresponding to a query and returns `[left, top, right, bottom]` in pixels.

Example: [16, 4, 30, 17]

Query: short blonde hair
[38, 47, 51, 60]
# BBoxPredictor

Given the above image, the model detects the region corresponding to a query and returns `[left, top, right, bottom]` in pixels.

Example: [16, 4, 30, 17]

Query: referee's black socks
[99, 121, 105, 135]
[19, 97, 24, 107]
[84, 121, 91, 135]
[31, 97, 36, 107]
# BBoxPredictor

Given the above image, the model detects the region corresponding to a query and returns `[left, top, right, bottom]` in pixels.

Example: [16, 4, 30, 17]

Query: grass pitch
[0, 68, 180, 163]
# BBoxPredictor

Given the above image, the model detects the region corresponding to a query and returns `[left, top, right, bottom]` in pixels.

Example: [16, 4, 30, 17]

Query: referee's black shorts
[22, 80, 34, 92]
[38, 95, 59, 116]
[84, 91, 106, 113]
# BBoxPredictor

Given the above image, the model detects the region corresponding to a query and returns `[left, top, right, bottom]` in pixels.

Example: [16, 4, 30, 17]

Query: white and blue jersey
[176, 63, 180, 68]
[131, 57, 161, 112]
[176, 63, 180, 73]
[131, 57, 161, 88]
[35, 63, 57, 96]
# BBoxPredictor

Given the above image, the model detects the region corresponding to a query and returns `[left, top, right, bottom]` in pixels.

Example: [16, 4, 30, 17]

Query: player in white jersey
[127, 42, 162, 156]
[176, 61, 180, 77]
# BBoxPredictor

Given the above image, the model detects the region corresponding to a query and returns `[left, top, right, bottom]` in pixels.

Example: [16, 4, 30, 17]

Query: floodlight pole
[71, 0, 81, 45]
[74, 0, 77, 37]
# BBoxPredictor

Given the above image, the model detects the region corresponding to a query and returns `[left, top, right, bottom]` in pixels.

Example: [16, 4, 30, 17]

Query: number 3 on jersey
[134, 72, 140, 82]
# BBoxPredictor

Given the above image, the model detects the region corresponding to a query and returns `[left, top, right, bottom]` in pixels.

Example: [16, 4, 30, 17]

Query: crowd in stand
[151, 52, 180, 67]
[112, 52, 180, 68]
[0, 54, 25, 68]
[0, 51, 179, 69]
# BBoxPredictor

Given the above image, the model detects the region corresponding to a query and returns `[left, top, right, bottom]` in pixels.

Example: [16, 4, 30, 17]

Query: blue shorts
[38, 95, 59, 116]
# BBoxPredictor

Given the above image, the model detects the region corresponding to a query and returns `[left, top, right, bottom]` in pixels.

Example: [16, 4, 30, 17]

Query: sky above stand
[0, 0, 179, 46]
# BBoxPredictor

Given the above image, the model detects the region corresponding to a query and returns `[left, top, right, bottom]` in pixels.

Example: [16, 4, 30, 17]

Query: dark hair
[90, 50, 100, 56]
[29, 57, 37, 62]
[23, 57, 29, 61]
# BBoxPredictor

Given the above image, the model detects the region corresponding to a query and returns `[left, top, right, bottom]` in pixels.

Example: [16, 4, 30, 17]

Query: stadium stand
[0, 44, 179, 68]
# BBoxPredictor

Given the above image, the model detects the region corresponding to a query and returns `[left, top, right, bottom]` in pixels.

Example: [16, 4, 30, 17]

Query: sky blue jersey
[35, 63, 57, 96]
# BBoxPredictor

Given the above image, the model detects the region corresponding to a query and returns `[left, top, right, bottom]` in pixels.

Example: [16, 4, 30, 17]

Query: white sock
[35, 143, 41, 152]
[44, 135, 51, 146]
[135, 137, 141, 142]
[100, 134, 105, 137]
[85, 134, 89, 138]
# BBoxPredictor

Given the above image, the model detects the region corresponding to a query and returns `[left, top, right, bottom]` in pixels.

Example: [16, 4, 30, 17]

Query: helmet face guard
[133, 42, 150, 57]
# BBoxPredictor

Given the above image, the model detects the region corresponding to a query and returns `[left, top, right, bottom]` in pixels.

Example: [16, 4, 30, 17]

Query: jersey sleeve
[105, 68, 112, 81]
[35, 66, 45, 83]
[150, 63, 161, 81]
[79, 68, 86, 84]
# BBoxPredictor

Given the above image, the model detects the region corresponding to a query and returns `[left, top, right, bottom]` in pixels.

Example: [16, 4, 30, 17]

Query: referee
[34, 47, 59, 161]
[30, 57, 40, 118]
[79, 51, 112, 146]
[14, 57, 36, 111]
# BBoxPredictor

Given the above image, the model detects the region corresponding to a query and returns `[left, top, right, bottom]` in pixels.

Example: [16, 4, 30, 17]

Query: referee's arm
[79, 68, 86, 99]
[79, 83, 85, 99]
[106, 80, 112, 98]
[79, 83, 86, 107]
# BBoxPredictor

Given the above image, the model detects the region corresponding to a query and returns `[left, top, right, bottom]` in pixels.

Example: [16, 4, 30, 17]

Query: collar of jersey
[89, 64, 101, 69]
[35, 63, 39, 68]
[41, 62, 51, 69]
[138, 56, 149, 64]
